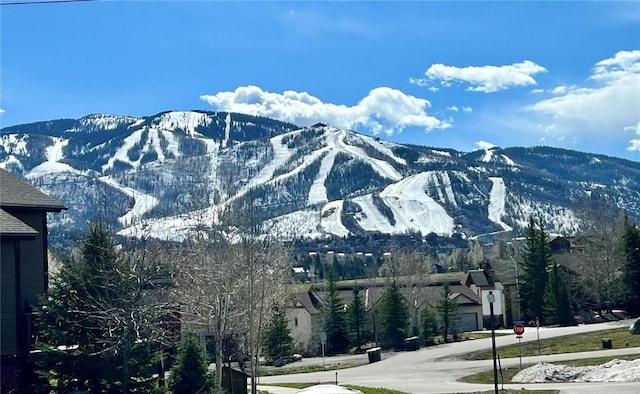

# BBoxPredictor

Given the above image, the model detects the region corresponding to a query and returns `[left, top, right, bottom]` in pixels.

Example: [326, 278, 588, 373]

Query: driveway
[261, 320, 640, 393]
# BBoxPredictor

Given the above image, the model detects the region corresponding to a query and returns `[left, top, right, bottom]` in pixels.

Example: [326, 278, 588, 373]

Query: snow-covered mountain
[2, 110, 639, 244]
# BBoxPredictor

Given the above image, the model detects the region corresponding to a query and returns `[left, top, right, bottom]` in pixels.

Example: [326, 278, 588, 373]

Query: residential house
[465, 268, 507, 327]
[286, 274, 487, 355]
[1, 168, 66, 390]
[291, 266, 310, 283]
[485, 259, 521, 325]
[286, 290, 323, 355]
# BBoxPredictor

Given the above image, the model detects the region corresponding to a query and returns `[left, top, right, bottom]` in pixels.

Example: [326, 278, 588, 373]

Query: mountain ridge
[2, 110, 639, 245]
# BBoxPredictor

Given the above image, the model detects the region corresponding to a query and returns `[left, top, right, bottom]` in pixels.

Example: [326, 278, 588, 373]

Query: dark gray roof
[309, 280, 482, 312]
[449, 285, 482, 305]
[291, 292, 321, 315]
[465, 270, 491, 287]
[0, 168, 66, 211]
[0, 208, 38, 238]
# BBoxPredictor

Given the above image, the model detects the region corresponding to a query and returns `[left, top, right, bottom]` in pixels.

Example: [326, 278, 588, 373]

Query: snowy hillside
[1, 110, 639, 244]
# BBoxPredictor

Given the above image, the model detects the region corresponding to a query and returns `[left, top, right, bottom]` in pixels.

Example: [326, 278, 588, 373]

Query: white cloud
[625, 121, 640, 151]
[408, 77, 428, 87]
[0, 108, 4, 114]
[624, 122, 640, 134]
[462, 106, 473, 113]
[531, 88, 544, 94]
[475, 140, 496, 150]
[447, 105, 459, 112]
[200, 85, 450, 135]
[550, 85, 568, 94]
[412, 60, 547, 93]
[526, 50, 640, 150]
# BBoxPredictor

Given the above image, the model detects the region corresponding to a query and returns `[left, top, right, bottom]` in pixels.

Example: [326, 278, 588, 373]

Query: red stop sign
[513, 323, 525, 336]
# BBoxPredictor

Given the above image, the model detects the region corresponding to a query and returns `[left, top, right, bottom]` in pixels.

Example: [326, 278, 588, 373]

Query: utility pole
[483, 289, 501, 394]
[488, 291, 498, 394]
[510, 256, 521, 321]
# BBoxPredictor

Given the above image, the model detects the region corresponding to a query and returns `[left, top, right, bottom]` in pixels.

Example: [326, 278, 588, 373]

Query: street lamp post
[488, 291, 499, 394]
[510, 257, 521, 321]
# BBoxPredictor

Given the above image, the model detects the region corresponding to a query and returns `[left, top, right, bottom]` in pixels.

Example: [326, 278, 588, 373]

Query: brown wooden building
[1, 168, 66, 390]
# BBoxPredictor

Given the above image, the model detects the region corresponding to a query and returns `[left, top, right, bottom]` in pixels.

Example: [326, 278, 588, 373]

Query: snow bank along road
[261, 320, 640, 393]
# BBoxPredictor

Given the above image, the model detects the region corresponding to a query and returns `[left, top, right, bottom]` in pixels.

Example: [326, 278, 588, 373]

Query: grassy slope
[463, 327, 640, 360]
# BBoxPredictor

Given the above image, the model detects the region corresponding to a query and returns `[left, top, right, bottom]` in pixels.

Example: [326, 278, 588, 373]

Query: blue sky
[1, 1, 639, 160]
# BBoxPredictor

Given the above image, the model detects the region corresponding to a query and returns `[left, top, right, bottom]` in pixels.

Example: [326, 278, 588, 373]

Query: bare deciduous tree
[575, 198, 626, 314]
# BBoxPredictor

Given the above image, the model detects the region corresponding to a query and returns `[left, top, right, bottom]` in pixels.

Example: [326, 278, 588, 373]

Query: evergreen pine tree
[542, 261, 574, 325]
[346, 286, 366, 351]
[519, 217, 553, 323]
[36, 223, 158, 393]
[437, 282, 460, 343]
[332, 254, 343, 279]
[323, 268, 349, 354]
[622, 215, 640, 316]
[262, 303, 294, 361]
[314, 254, 324, 281]
[379, 279, 409, 349]
[170, 333, 209, 394]
[419, 308, 439, 346]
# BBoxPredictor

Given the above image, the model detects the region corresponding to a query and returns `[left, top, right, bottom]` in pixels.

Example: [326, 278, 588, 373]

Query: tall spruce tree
[519, 217, 553, 323]
[437, 282, 460, 343]
[379, 279, 409, 349]
[262, 303, 293, 361]
[542, 261, 574, 325]
[622, 215, 640, 316]
[169, 333, 209, 394]
[419, 308, 439, 346]
[323, 268, 349, 354]
[36, 223, 161, 393]
[346, 286, 366, 351]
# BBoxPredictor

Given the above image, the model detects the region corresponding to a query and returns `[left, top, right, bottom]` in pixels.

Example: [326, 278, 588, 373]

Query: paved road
[261, 320, 640, 393]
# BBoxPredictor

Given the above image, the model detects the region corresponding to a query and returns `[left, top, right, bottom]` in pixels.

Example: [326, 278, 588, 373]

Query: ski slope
[487, 177, 513, 231]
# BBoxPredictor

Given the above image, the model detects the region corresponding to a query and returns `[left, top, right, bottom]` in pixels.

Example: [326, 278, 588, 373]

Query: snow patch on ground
[117, 207, 218, 241]
[265, 210, 323, 239]
[320, 200, 350, 237]
[78, 114, 136, 131]
[377, 172, 454, 235]
[307, 149, 336, 205]
[297, 384, 363, 394]
[326, 129, 402, 181]
[352, 194, 395, 234]
[2, 134, 29, 155]
[102, 127, 181, 171]
[27, 137, 78, 178]
[512, 359, 640, 383]
[501, 154, 517, 166]
[27, 162, 78, 178]
[487, 177, 513, 231]
[45, 137, 68, 162]
[157, 111, 211, 136]
[481, 149, 493, 162]
[99, 176, 159, 226]
[222, 112, 231, 148]
[355, 133, 406, 165]
[431, 149, 451, 157]
[235, 133, 294, 198]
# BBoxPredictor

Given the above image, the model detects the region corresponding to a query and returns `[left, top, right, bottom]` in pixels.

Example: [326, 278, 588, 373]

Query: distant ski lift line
[0, 0, 98, 5]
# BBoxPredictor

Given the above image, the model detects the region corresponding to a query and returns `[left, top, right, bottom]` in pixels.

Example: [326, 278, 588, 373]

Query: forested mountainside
[2, 110, 639, 247]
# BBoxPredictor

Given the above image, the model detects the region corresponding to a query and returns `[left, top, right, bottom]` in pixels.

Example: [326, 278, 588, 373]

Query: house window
[294, 317, 298, 327]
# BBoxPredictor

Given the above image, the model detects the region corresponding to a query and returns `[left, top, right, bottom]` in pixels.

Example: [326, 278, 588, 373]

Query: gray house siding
[0, 168, 66, 392]
[1, 239, 18, 355]
[12, 210, 48, 307]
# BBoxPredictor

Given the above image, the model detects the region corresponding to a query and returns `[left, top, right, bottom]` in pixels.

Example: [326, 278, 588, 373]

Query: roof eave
[1, 203, 68, 212]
